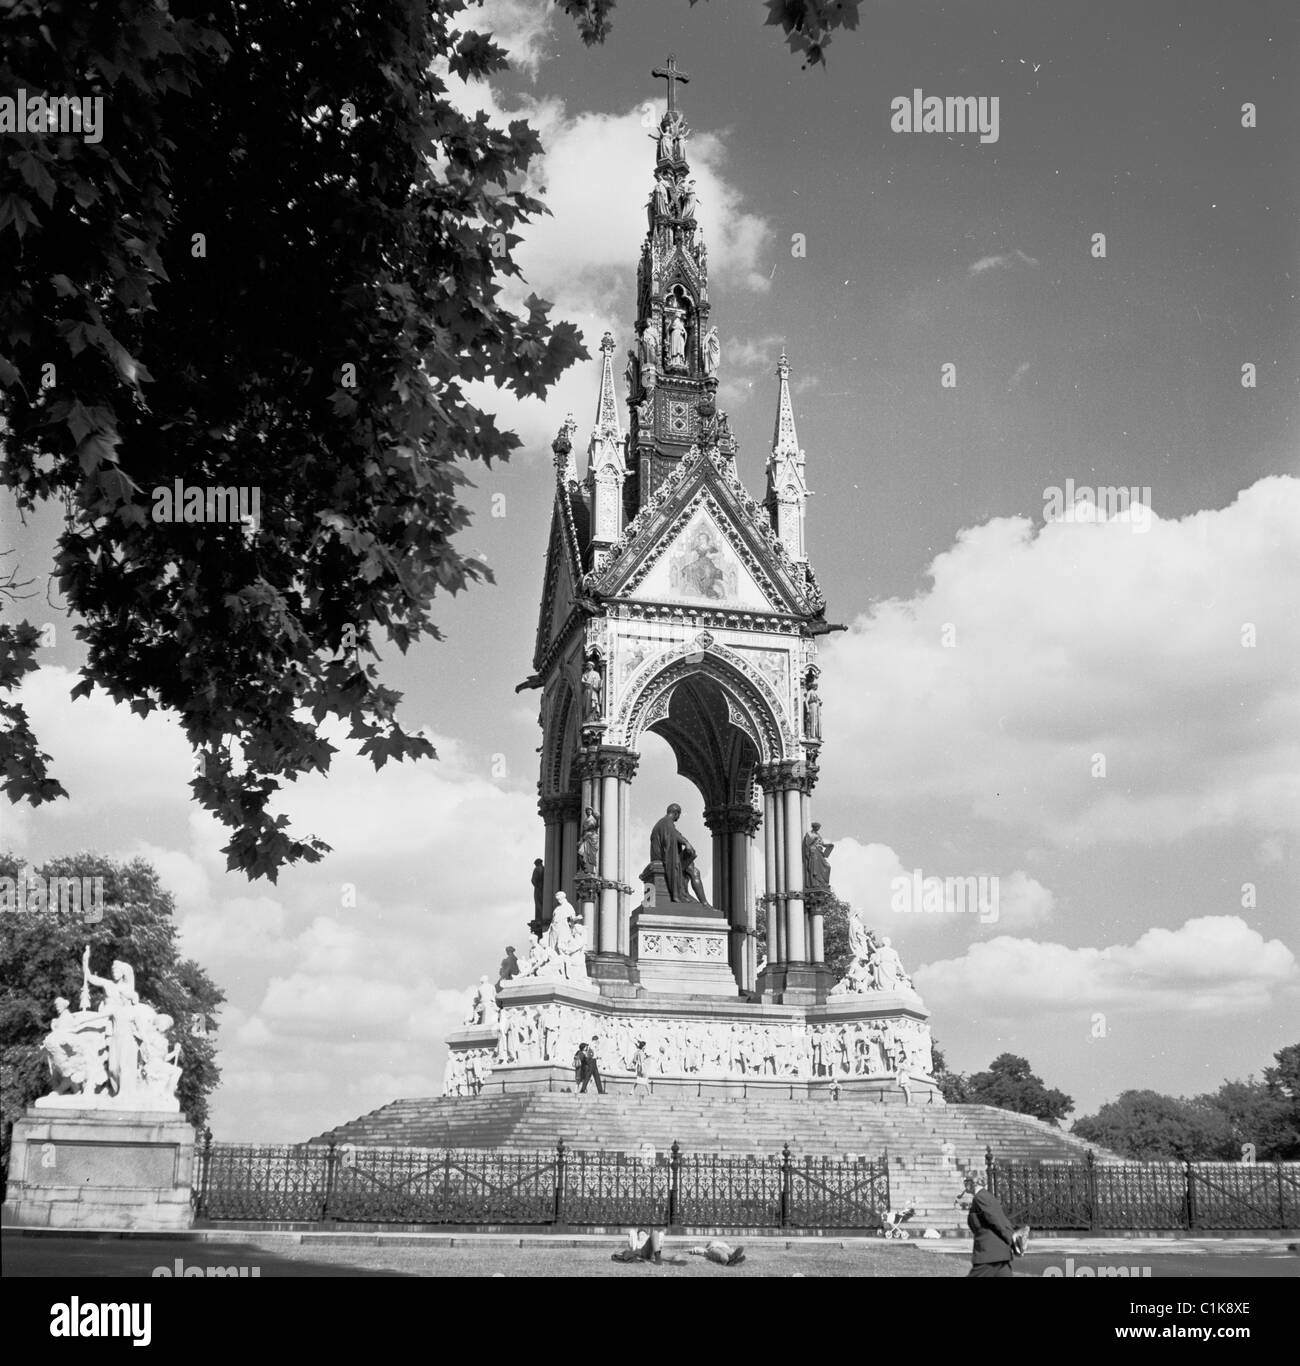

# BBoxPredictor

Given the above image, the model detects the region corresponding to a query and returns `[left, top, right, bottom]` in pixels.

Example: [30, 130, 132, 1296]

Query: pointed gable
[588, 447, 823, 618]
[532, 485, 586, 671]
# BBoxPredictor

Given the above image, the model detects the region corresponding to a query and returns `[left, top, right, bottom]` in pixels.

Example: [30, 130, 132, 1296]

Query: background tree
[1072, 1047, 1300, 1160]
[809, 887, 851, 980]
[1072, 1089, 1229, 1160]
[929, 1038, 970, 1104]
[1261, 1043, 1300, 1159]
[1201, 1048, 1300, 1161]
[0, 851, 223, 1184]
[966, 1052, 1073, 1126]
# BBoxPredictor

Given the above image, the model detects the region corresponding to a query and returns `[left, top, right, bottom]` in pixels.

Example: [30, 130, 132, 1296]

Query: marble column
[559, 801, 578, 908]
[539, 801, 561, 924]
[760, 787, 779, 970]
[598, 768, 620, 953]
[573, 751, 600, 950]
[783, 787, 807, 962]
[617, 770, 630, 955]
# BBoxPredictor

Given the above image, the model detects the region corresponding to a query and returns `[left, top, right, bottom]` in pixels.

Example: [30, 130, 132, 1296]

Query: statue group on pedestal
[38, 948, 183, 1109]
[832, 911, 914, 996]
[513, 892, 589, 985]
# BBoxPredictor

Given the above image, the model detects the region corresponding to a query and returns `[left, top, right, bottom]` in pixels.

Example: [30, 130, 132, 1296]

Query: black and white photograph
[1, 0, 1296, 1328]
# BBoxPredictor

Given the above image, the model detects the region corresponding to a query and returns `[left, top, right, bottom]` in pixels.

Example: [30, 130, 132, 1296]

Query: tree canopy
[0, 0, 584, 880]
[1073, 1046, 1300, 1161]
[0, 850, 224, 1178]
[963, 1052, 1074, 1126]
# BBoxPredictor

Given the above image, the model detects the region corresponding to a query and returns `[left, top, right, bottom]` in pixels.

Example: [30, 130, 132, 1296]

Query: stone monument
[2, 947, 197, 1230]
[442, 58, 939, 1103]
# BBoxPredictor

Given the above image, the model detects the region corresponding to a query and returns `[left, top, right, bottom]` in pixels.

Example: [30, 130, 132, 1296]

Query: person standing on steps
[632, 1039, 651, 1097]
[580, 1037, 606, 1094]
[574, 1040, 588, 1088]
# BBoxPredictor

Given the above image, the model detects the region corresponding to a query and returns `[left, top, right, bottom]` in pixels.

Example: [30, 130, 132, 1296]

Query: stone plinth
[638, 861, 720, 919]
[2, 1108, 197, 1230]
[632, 908, 738, 997]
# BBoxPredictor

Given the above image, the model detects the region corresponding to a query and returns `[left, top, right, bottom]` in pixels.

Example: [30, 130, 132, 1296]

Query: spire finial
[593, 332, 622, 438]
[772, 349, 799, 459]
[651, 54, 691, 116]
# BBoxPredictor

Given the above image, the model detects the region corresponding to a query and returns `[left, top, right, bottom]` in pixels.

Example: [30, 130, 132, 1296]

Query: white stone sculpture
[703, 325, 720, 377]
[465, 974, 499, 1027]
[36, 949, 183, 1112]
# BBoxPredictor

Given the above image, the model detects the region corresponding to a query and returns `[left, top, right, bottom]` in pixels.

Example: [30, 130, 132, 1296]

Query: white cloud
[916, 916, 1298, 1017]
[817, 477, 1300, 847]
[968, 248, 1040, 276]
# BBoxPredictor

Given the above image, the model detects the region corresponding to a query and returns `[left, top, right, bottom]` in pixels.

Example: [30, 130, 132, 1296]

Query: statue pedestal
[632, 910, 738, 998]
[1, 1108, 197, 1231]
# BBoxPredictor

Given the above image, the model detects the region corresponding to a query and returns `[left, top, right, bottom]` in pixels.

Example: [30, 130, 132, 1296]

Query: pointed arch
[622, 639, 790, 767]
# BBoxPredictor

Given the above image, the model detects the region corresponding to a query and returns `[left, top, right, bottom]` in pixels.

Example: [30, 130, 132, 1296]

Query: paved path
[4, 1228, 1296, 1278]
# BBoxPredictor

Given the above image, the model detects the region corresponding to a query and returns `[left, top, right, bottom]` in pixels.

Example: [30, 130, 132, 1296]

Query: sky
[3, 0, 1298, 1141]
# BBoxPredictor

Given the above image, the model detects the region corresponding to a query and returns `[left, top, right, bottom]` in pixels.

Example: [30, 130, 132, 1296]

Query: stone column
[761, 786, 779, 970]
[617, 770, 631, 955]
[810, 901, 826, 964]
[538, 797, 563, 925]
[573, 750, 601, 950]
[598, 767, 620, 953]
[729, 805, 759, 992]
[783, 786, 807, 962]
[797, 786, 808, 956]
[559, 798, 579, 907]
[587, 746, 638, 986]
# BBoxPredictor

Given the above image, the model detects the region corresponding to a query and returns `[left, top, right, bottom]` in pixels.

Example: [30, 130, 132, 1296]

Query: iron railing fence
[193, 1134, 890, 1230]
[987, 1150, 1300, 1231]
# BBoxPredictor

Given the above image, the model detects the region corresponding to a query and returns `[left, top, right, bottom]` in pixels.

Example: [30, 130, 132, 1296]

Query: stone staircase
[310, 1094, 1110, 1225]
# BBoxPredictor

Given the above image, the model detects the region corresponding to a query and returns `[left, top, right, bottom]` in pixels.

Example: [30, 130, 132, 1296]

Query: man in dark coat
[966, 1178, 1023, 1277]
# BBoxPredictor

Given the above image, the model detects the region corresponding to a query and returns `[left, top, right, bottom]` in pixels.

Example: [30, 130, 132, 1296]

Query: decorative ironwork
[199, 1143, 332, 1221]
[1189, 1162, 1300, 1231]
[677, 1151, 783, 1227]
[788, 1151, 889, 1230]
[558, 1144, 671, 1226]
[991, 1155, 1300, 1232]
[194, 1138, 888, 1230]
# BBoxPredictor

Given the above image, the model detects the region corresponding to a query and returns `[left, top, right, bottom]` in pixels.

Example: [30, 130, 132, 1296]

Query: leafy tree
[1072, 1089, 1229, 1161]
[1200, 1049, 1300, 1162]
[930, 1038, 970, 1104]
[1, 1, 584, 880]
[0, 851, 223, 1182]
[966, 1052, 1074, 1126]
[810, 887, 851, 980]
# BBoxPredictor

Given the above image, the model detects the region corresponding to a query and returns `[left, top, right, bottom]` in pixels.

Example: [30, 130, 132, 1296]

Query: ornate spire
[772, 349, 800, 459]
[593, 332, 623, 439]
[766, 350, 807, 562]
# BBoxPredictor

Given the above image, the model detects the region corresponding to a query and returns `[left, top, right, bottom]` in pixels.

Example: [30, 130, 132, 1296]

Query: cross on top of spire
[652, 54, 691, 115]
